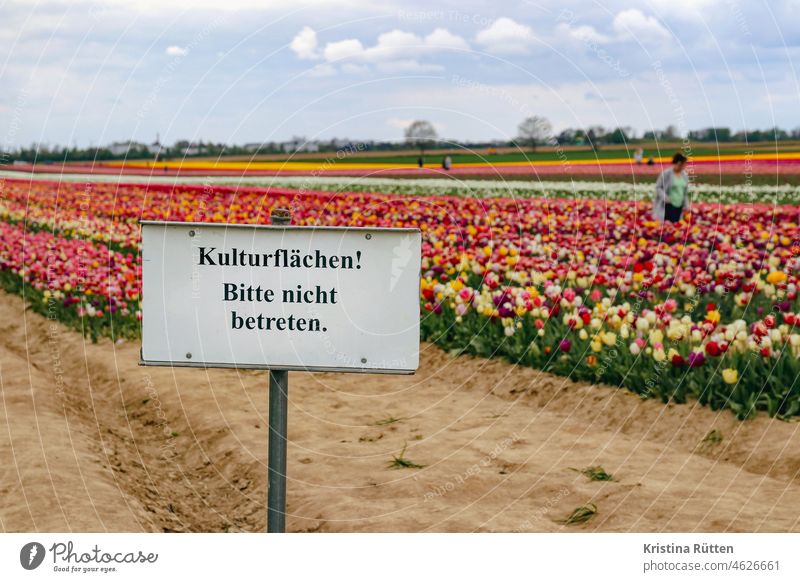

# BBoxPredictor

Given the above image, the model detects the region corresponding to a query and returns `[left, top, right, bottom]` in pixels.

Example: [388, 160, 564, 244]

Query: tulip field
[262, 176, 800, 205]
[2, 177, 800, 419]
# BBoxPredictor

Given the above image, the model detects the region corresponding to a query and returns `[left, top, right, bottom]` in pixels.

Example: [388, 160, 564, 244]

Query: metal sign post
[267, 208, 291, 533]
[267, 368, 289, 532]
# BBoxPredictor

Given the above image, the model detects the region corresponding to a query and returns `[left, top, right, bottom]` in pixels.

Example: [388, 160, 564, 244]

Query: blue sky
[2, 0, 799, 147]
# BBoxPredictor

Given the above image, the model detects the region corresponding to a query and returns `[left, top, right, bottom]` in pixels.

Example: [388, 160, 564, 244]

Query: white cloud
[555, 10, 669, 50]
[557, 23, 611, 45]
[320, 28, 469, 63]
[363, 30, 423, 60]
[165, 45, 188, 57]
[290, 26, 319, 59]
[475, 17, 535, 54]
[612, 9, 670, 41]
[294, 26, 468, 74]
[424, 28, 470, 51]
[323, 38, 365, 61]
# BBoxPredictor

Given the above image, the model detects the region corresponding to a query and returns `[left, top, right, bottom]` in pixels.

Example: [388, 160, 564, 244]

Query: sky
[2, 0, 800, 148]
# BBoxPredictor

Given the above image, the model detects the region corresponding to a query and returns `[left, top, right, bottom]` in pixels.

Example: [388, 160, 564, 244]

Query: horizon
[6, 125, 800, 151]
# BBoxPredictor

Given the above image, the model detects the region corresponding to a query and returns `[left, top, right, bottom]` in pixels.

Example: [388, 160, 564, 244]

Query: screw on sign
[139, 208, 422, 532]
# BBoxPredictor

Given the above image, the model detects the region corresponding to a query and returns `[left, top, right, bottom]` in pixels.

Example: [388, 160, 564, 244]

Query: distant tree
[688, 129, 706, 141]
[404, 120, 438, 156]
[586, 126, 606, 151]
[608, 127, 630, 144]
[557, 128, 577, 145]
[572, 129, 589, 145]
[689, 127, 734, 142]
[586, 129, 597, 150]
[517, 116, 552, 152]
[714, 127, 732, 142]
[663, 125, 679, 140]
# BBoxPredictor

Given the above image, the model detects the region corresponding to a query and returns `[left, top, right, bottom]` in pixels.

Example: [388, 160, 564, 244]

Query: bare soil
[2, 290, 799, 532]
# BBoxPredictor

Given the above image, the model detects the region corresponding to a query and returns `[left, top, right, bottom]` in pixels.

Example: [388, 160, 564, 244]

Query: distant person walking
[634, 147, 644, 165]
[417, 156, 424, 168]
[653, 152, 690, 223]
[442, 155, 452, 171]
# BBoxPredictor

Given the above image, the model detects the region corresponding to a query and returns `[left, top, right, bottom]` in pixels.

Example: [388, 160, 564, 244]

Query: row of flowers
[0, 220, 141, 339]
[421, 276, 800, 419]
[7, 174, 800, 206]
[261, 176, 800, 205]
[3, 180, 800, 316]
[2, 179, 799, 322]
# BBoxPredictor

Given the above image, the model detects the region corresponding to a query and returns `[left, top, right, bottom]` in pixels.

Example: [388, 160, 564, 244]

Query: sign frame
[138, 219, 422, 375]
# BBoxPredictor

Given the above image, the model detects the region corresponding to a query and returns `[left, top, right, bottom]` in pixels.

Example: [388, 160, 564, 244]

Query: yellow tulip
[722, 368, 739, 385]
[766, 271, 787, 284]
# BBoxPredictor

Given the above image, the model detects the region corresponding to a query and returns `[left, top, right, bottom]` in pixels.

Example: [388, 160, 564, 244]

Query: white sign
[140, 221, 421, 373]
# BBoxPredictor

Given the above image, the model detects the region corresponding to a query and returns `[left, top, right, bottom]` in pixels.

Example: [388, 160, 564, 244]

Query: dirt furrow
[2, 289, 800, 532]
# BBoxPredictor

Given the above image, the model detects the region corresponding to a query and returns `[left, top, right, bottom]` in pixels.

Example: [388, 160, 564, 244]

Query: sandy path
[1, 289, 799, 532]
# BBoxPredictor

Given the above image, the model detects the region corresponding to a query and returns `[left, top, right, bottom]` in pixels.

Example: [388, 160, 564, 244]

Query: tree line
[3, 120, 800, 164]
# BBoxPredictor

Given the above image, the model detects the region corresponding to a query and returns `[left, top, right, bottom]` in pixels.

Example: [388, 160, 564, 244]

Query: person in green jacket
[653, 152, 690, 223]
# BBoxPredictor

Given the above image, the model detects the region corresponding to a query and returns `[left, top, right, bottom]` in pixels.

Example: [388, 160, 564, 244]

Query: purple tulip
[498, 305, 514, 318]
[688, 352, 705, 368]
